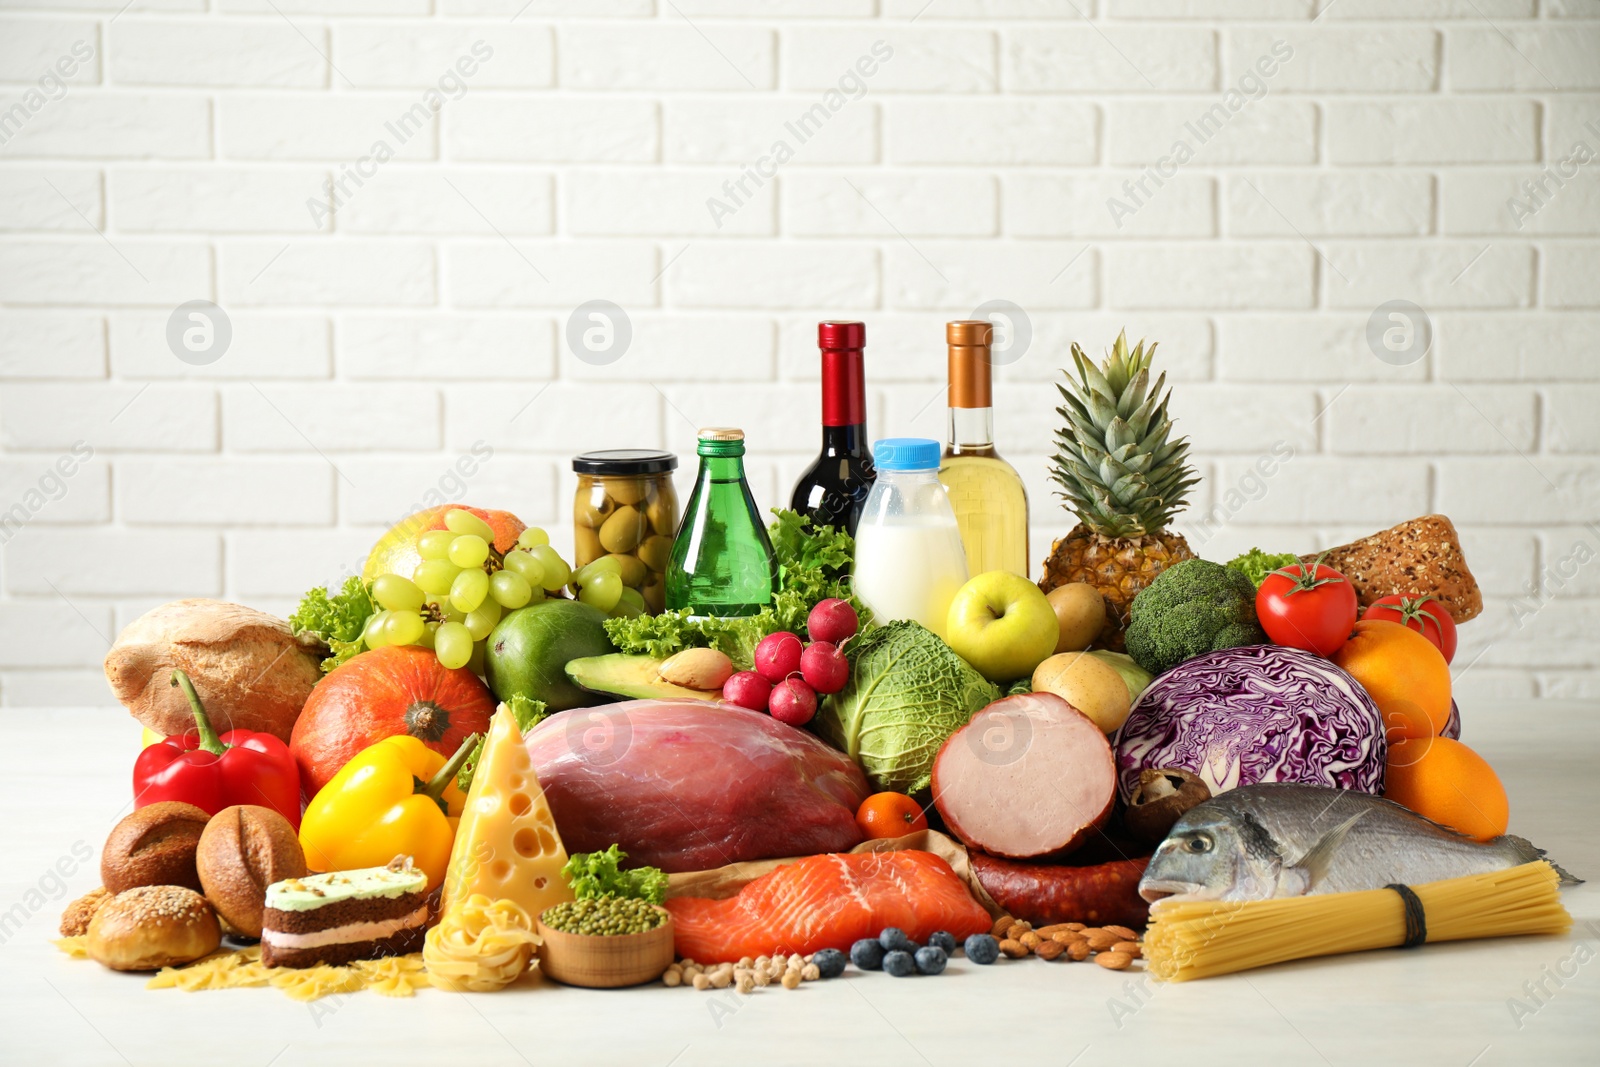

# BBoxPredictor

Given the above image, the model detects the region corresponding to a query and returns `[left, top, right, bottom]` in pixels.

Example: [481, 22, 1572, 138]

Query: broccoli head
[1124, 558, 1266, 676]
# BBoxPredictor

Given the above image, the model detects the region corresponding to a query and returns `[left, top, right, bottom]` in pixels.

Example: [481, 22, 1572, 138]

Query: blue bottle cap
[872, 438, 941, 471]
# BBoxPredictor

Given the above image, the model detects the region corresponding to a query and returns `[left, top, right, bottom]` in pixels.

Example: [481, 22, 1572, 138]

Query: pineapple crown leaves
[1050, 330, 1197, 538]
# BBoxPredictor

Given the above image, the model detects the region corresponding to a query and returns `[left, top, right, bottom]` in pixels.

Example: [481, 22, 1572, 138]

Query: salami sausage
[970, 852, 1152, 930]
[931, 692, 1117, 859]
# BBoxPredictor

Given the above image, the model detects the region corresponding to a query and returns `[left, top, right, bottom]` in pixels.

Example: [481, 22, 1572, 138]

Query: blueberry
[878, 927, 912, 953]
[850, 938, 885, 971]
[812, 947, 847, 979]
[927, 931, 957, 955]
[964, 933, 999, 965]
[914, 946, 948, 976]
[882, 950, 916, 977]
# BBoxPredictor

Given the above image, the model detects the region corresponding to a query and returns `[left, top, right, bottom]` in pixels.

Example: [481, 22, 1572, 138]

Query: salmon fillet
[665, 850, 991, 963]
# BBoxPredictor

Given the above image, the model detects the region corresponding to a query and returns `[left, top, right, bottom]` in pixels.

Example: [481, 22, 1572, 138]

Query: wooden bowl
[537, 906, 675, 989]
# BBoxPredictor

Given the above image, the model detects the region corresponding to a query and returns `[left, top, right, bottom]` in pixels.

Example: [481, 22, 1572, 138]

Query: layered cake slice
[262, 858, 429, 969]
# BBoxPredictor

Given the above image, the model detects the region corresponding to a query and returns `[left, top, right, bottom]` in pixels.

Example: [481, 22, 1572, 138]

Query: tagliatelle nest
[423, 895, 542, 993]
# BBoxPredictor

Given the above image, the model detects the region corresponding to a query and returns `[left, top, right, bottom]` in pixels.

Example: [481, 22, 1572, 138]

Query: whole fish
[1139, 783, 1580, 903]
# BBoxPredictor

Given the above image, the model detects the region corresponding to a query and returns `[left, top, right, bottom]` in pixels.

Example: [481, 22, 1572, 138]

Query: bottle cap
[946, 320, 993, 347]
[947, 319, 994, 409]
[872, 438, 941, 471]
[697, 428, 744, 442]
[572, 449, 678, 476]
[817, 320, 865, 350]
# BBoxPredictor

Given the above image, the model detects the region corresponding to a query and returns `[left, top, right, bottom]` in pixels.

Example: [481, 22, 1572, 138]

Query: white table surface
[3, 703, 1596, 1067]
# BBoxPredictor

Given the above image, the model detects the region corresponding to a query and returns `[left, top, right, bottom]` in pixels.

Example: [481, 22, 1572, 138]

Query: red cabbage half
[1112, 645, 1386, 803]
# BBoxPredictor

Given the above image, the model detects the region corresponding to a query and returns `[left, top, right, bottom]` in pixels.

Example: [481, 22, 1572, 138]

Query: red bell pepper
[133, 670, 303, 829]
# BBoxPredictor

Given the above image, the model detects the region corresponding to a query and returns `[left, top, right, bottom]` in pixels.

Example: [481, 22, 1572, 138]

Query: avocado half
[564, 653, 723, 703]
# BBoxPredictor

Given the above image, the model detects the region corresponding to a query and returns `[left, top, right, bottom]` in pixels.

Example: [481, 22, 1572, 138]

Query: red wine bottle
[789, 320, 875, 536]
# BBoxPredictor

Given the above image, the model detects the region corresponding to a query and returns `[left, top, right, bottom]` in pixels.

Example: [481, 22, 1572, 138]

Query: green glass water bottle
[666, 428, 778, 617]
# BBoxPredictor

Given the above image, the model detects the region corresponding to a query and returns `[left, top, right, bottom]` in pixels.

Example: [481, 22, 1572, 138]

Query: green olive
[598, 505, 645, 554]
[574, 525, 604, 567]
[637, 534, 672, 574]
[646, 493, 677, 536]
[607, 553, 647, 587]
[575, 495, 614, 529]
[606, 478, 648, 506]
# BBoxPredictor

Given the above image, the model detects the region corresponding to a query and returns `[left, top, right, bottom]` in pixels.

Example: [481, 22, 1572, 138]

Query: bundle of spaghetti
[1144, 861, 1570, 982]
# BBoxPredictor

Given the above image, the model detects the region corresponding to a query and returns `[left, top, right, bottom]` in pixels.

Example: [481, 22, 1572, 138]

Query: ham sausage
[971, 852, 1151, 929]
[931, 692, 1117, 859]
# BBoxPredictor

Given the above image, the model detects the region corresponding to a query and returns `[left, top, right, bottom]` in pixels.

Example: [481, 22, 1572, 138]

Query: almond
[1102, 925, 1139, 941]
[1020, 932, 1042, 950]
[1066, 940, 1091, 962]
[658, 648, 734, 690]
[1112, 941, 1142, 959]
[1095, 951, 1134, 971]
[1085, 929, 1120, 952]
[999, 938, 1030, 959]
[991, 915, 1015, 938]
[1034, 939, 1065, 961]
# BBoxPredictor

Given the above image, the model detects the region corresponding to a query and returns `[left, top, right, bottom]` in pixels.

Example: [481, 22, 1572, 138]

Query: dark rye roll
[261, 859, 428, 970]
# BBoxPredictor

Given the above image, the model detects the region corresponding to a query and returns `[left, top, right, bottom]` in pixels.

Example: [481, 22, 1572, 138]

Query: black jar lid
[572, 449, 678, 476]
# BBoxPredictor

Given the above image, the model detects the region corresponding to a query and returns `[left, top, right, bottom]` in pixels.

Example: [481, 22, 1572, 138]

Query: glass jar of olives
[571, 450, 679, 615]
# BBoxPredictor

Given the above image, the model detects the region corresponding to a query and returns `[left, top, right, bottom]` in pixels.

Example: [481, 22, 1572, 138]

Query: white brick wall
[1, 2, 1597, 707]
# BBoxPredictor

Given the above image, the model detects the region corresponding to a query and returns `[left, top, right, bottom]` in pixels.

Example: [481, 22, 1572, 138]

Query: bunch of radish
[722, 599, 859, 726]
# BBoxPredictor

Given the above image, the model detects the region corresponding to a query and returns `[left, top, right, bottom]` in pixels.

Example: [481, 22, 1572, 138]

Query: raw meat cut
[931, 692, 1117, 859]
[525, 700, 870, 873]
[665, 850, 991, 962]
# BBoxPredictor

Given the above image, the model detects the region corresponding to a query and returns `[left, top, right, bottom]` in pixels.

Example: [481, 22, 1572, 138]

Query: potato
[1031, 652, 1131, 733]
[1046, 583, 1107, 653]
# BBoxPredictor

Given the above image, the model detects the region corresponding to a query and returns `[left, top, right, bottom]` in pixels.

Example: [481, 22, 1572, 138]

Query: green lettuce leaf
[561, 844, 668, 905]
[602, 509, 870, 671]
[288, 576, 375, 673]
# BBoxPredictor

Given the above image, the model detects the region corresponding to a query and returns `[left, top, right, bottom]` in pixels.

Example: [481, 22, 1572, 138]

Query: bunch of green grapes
[363, 510, 569, 670]
[362, 509, 645, 673]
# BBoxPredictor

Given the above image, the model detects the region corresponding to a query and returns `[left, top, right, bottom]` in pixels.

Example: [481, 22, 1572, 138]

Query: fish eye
[1184, 833, 1213, 854]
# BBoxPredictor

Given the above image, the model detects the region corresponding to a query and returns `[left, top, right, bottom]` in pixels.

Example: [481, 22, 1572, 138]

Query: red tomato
[1255, 560, 1359, 657]
[1363, 594, 1458, 664]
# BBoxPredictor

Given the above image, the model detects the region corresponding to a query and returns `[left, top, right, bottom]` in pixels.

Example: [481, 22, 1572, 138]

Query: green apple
[945, 570, 1060, 683]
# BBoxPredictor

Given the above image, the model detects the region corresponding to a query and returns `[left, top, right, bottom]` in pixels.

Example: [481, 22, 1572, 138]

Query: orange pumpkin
[289, 645, 496, 799]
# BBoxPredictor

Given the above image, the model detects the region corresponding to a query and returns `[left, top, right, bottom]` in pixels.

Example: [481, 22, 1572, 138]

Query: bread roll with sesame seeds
[86, 886, 221, 971]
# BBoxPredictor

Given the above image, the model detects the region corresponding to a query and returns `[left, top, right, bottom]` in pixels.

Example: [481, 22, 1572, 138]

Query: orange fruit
[1331, 619, 1451, 740]
[855, 792, 929, 840]
[1384, 736, 1508, 841]
[362, 505, 526, 583]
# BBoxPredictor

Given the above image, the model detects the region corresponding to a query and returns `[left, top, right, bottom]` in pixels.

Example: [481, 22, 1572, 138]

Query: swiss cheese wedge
[440, 706, 573, 922]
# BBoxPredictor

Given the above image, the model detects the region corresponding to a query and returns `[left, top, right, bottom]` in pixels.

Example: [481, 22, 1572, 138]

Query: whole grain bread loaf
[1301, 514, 1482, 622]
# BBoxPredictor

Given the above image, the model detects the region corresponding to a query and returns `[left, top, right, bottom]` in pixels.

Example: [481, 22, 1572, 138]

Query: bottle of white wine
[938, 320, 1030, 579]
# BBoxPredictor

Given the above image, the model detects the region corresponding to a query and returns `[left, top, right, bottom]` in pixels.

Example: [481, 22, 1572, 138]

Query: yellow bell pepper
[299, 733, 476, 890]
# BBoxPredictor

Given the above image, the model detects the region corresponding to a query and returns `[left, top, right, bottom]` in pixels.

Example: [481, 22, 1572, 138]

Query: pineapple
[1040, 331, 1198, 651]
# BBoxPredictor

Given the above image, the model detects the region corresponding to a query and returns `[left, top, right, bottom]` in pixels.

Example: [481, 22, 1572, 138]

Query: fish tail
[1503, 834, 1584, 886]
